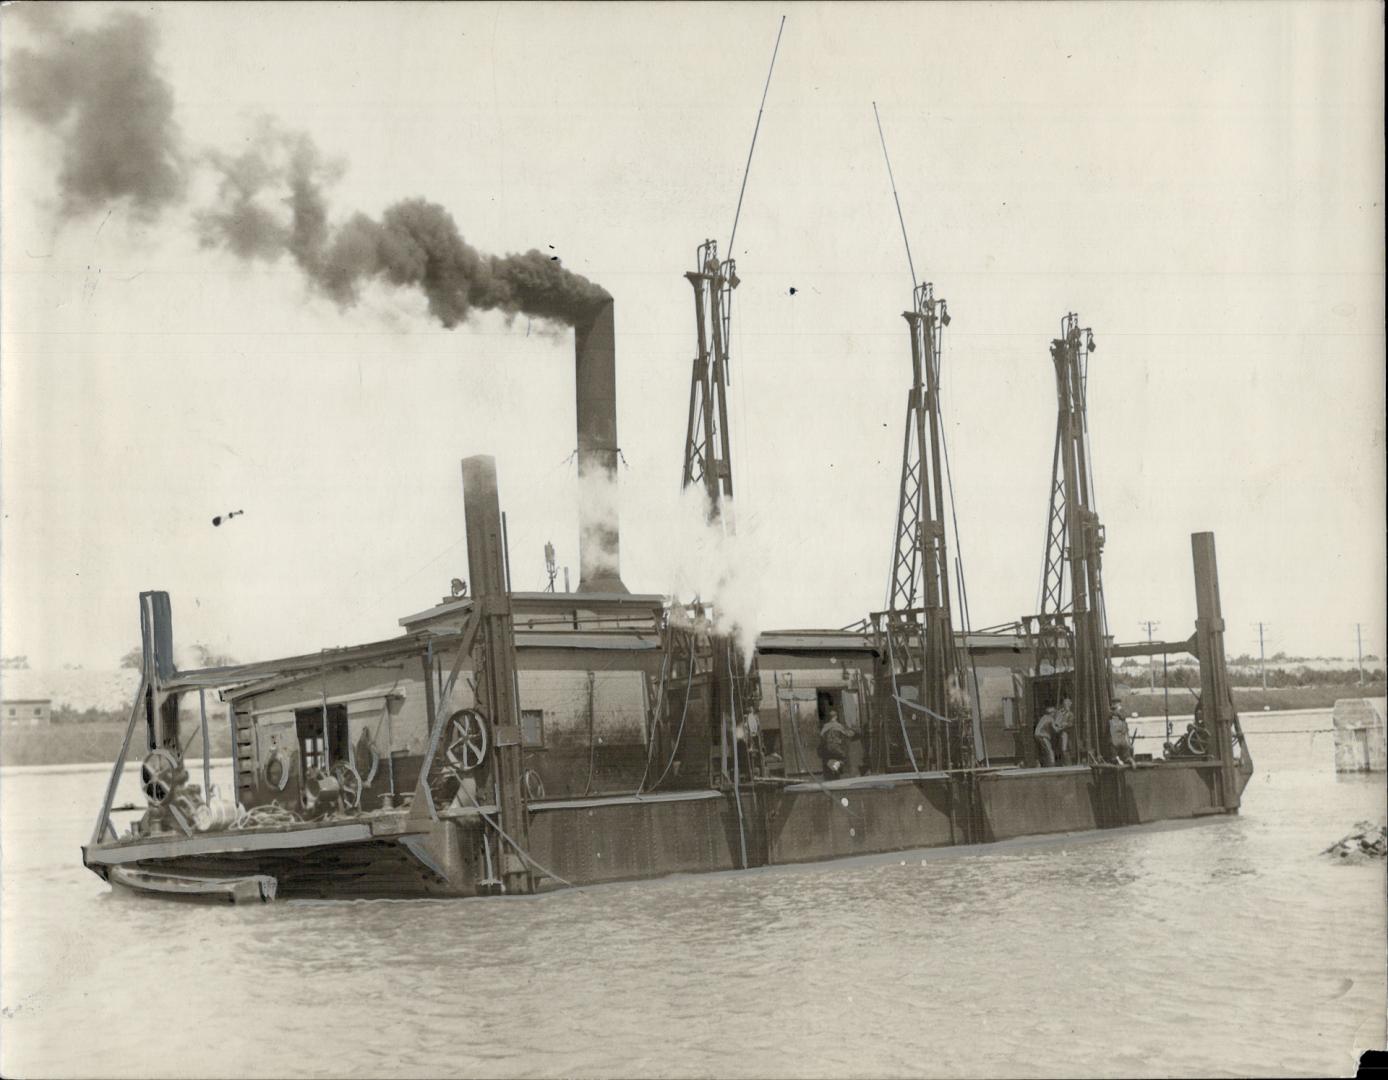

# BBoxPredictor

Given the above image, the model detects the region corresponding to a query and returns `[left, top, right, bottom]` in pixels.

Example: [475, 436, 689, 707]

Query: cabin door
[295, 704, 349, 775]
[773, 680, 820, 777]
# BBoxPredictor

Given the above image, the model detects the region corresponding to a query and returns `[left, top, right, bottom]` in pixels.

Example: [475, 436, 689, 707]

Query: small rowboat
[109, 866, 277, 904]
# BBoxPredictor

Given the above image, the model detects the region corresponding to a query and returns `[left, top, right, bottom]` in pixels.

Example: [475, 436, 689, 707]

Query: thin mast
[728, 15, 786, 256]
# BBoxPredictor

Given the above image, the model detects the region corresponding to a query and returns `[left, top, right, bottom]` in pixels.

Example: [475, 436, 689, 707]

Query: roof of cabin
[398, 591, 666, 631]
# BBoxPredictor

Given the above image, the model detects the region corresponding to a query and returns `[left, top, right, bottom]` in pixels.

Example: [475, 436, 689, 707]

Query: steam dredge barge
[82, 253, 1252, 903]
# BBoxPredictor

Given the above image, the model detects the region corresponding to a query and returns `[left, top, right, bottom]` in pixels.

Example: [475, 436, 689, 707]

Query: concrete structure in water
[1332, 697, 1386, 772]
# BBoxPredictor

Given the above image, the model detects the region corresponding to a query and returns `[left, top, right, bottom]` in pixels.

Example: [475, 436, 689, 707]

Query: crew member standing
[1109, 707, 1135, 768]
[1053, 696, 1074, 764]
[817, 707, 853, 780]
[1034, 705, 1059, 767]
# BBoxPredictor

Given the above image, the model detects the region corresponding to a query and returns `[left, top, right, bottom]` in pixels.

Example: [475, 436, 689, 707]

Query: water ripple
[2, 735, 1383, 1078]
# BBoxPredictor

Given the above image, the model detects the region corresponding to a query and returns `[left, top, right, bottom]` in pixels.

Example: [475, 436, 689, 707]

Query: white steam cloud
[659, 487, 772, 657]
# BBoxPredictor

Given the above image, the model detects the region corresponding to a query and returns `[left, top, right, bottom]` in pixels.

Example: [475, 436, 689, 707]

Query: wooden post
[1191, 532, 1239, 811]
[140, 591, 179, 751]
[88, 677, 148, 848]
[462, 455, 533, 893]
[199, 689, 212, 798]
[91, 590, 177, 849]
[408, 613, 482, 828]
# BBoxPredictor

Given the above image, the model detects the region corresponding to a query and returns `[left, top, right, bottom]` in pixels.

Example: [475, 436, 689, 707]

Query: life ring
[1186, 727, 1208, 756]
[262, 749, 291, 792]
[524, 768, 546, 801]
[354, 728, 381, 785]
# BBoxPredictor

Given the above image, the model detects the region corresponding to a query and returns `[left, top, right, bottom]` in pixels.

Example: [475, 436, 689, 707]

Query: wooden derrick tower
[671, 238, 751, 798]
[1024, 313, 1114, 760]
[874, 282, 967, 772]
[681, 239, 738, 528]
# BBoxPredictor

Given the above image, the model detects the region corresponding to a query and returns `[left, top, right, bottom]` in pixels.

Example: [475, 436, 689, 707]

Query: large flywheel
[444, 709, 490, 773]
[140, 748, 186, 806]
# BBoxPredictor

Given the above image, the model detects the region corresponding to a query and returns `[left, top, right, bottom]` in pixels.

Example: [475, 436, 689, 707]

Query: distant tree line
[119, 644, 238, 670]
[1227, 652, 1380, 665]
[50, 705, 129, 725]
[1117, 664, 1385, 691]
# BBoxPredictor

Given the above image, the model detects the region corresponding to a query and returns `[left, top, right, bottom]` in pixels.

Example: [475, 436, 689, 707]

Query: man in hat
[1034, 705, 1059, 767]
[1053, 696, 1075, 764]
[817, 706, 854, 780]
[1109, 705, 1135, 768]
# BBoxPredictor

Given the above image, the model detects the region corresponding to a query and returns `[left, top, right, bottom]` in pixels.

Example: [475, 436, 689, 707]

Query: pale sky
[1, 1, 1384, 671]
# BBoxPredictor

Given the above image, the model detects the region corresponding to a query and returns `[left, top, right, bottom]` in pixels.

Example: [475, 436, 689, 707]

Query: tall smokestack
[574, 299, 627, 593]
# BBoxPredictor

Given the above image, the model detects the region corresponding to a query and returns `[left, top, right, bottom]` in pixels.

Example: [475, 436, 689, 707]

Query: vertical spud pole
[462, 455, 533, 893]
[1192, 531, 1239, 811]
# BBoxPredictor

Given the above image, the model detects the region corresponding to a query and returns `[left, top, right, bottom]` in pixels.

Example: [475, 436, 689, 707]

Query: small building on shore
[3, 698, 51, 726]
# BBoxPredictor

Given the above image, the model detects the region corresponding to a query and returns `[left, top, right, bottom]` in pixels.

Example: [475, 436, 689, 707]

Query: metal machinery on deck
[871, 282, 974, 773]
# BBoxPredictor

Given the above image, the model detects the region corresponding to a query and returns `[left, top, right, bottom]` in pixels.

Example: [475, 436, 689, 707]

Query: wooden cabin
[217, 578, 1048, 823]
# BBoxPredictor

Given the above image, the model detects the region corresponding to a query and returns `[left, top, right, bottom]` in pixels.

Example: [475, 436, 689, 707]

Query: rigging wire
[727, 15, 786, 257]
[456, 779, 573, 890]
[582, 670, 597, 797]
[872, 102, 918, 292]
[634, 623, 675, 793]
[883, 630, 923, 774]
[726, 651, 749, 869]
[936, 367, 987, 766]
[647, 635, 698, 791]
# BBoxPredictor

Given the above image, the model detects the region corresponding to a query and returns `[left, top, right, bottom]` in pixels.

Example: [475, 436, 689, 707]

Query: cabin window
[295, 704, 349, 772]
[521, 709, 545, 748]
[6, 708, 14, 717]
[32, 706, 42, 717]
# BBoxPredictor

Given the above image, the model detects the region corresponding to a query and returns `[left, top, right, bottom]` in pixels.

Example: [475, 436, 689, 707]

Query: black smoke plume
[3, 5, 185, 220]
[195, 122, 609, 327]
[3, 7, 608, 327]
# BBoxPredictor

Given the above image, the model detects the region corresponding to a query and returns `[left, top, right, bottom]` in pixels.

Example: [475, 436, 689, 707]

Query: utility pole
[1140, 620, 1159, 689]
[1357, 623, 1364, 687]
[1255, 621, 1269, 691]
